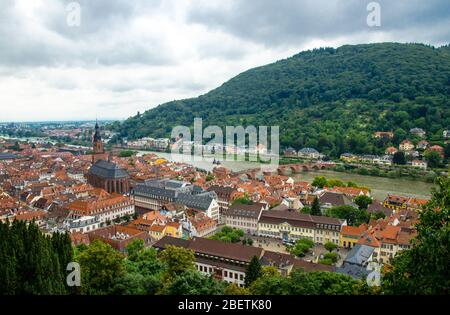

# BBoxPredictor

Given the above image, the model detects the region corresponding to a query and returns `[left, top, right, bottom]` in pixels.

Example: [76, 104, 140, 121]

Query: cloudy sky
[0, 0, 449, 122]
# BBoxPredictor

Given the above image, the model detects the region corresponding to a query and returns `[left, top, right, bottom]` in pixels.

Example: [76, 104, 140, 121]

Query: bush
[324, 241, 338, 253]
[288, 239, 315, 257]
[119, 150, 135, 158]
[357, 168, 369, 175]
[319, 258, 334, 265]
[210, 226, 244, 243]
[323, 252, 339, 263]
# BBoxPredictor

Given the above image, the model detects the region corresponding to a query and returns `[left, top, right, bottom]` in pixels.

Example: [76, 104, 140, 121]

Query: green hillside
[111, 43, 450, 158]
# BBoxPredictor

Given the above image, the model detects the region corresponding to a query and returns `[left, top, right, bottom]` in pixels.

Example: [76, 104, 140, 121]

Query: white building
[68, 216, 100, 234]
[222, 203, 265, 235]
[68, 194, 135, 224]
[412, 160, 427, 170]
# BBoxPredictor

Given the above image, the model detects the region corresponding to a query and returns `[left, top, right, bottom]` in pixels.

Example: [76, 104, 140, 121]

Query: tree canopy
[0, 220, 72, 295]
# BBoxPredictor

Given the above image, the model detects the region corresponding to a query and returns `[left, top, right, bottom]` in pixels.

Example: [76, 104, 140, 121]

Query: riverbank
[280, 156, 442, 184]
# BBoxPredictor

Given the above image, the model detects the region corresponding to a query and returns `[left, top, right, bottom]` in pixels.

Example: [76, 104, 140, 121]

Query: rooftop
[88, 159, 129, 179]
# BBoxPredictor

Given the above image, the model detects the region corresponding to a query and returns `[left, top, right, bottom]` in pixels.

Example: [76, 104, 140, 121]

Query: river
[136, 151, 435, 201]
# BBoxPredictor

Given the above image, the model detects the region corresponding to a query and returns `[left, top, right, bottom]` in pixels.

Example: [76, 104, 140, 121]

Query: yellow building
[340, 153, 359, 163]
[164, 222, 182, 238]
[149, 225, 166, 240]
[340, 225, 367, 249]
[383, 195, 408, 211]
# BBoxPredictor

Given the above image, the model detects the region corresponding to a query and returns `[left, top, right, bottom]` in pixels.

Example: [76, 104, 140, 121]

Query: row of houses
[126, 137, 170, 151]
[283, 147, 324, 160]
[340, 153, 393, 165]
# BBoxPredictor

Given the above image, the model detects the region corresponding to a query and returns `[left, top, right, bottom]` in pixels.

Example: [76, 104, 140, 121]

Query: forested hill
[112, 43, 450, 158]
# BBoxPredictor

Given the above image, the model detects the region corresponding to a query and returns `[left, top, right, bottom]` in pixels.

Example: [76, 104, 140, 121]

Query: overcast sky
[0, 0, 449, 122]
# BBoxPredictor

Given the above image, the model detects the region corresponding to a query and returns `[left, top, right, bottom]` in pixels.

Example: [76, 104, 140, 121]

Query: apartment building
[258, 209, 345, 245]
[67, 189, 135, 224]
[222, 203, 265, 235]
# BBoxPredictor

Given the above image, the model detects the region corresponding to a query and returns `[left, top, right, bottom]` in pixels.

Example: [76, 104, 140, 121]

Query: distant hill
[111, 43, 450, 158]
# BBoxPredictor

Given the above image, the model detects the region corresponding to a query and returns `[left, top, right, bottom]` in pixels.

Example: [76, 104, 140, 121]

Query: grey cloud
[187, 0, 450, 47]
[108, 76, 208, 94]
[0, 0, 172, 67]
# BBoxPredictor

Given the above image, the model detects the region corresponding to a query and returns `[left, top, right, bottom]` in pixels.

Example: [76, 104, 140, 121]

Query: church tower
[92, 122, 106, 164]
[87, 121, 130, 194]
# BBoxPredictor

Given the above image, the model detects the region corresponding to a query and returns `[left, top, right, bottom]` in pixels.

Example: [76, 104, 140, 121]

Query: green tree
[323, 252, 339, 263]
[76, 240, 125, 294]
[232, 195, 254, 206]
[301, 206, 312, 214]
[354, 195, 373, 210]
[327, 179, 345, 187]
[162, 270, 226, 295]
[393, 151, 407, 165]
[324, 241, 338, 253]
[250, 271, 290, 295]
[224, 283, 251, 295]
[125, 239, 145, 261]
[0, 220, 70, 295]
[245, 256, 263, 287]
[444, 143, 450, 160]
[326, 205, 369, 226]
[382, 176, 450, 294]
[371, 211, 386, 220]
[311, 197, 322, 216]
[119, 150, 135, 158]
[312, 176, 328, 188]
[288, 239, 314, 257]
[159, 245, 196, 280]
[292, 270, 359, 295]
[112, 272, 162, 295]
[210, 226, 244, 243]
[424, 150, 443, 168]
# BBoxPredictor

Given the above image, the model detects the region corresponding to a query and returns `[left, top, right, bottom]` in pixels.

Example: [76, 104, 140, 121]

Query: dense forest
[0, 220, 73, 294]
[110, 43, 450, 158]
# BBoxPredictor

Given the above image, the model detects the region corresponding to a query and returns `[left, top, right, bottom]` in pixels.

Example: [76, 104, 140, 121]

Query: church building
[87, 123, 130, 194]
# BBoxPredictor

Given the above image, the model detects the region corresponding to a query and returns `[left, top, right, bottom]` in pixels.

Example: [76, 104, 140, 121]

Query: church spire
[92, 120, 105, 164]
[93, 121, 101, 142]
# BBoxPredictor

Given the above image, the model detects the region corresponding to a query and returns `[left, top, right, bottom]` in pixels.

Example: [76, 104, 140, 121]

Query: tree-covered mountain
[111, 43, 450, 158]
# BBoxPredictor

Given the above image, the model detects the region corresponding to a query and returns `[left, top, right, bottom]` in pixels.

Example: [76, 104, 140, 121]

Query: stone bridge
[277, 162, 335, 175]
[231, 162, 335, 178]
